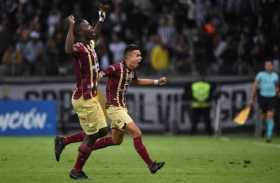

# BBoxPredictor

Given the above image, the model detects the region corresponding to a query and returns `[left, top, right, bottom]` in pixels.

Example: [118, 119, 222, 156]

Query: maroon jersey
[72, 41, 100, 99]
[103, 62, 137, 107]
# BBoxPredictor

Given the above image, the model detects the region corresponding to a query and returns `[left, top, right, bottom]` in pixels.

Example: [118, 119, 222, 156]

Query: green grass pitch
[0, 135, 280, 183]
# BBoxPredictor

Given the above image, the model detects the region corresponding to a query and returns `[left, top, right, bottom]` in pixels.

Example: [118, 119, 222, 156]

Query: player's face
[79, 20, 94, 39]
[126, 50, 142, 70]
[265, 61, 273, 72]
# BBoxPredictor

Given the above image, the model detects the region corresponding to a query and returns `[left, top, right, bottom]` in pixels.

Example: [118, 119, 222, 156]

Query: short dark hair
[124, 44, 140, 56]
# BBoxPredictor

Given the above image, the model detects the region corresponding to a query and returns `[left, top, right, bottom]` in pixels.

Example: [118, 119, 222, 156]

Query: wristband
[153, 80, 159, 85]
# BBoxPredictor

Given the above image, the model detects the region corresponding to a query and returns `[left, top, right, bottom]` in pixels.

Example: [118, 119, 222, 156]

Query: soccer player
[249, 60, 279, 143]
[57, 9, 109, 179]
[55, 44, 167, 174]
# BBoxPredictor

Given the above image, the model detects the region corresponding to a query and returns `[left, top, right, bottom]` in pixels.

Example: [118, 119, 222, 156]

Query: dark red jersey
[72, 41, 100, 99]
[103, 62, 137, 107]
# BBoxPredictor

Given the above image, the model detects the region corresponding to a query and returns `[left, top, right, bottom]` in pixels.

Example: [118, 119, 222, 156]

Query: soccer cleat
[149, 161, 165, 174]
[69, 169, 88, 180]
[266, 138, 272, 143]
[54, 136, 65, 162]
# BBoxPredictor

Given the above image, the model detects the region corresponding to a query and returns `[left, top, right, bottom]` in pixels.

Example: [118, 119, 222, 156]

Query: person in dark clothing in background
[186, 74, 215, 135]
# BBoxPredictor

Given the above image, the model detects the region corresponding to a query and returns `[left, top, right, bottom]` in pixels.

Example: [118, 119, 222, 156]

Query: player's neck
[123, 61, 134, 71]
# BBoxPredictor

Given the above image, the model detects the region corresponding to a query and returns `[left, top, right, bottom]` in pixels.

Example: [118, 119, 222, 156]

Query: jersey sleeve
[102, 65, 118, 77]
[255, 72, 262, 81]
[275, 73, 279, 82]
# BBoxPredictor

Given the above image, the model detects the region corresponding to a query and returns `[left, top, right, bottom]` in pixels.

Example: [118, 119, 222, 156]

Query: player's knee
[127, 122, 142, 138]
[112, 138, 123, 145]
[79, 141, 95, 154]
[84, 135, 98, 146]
[131, 129, 142, 138]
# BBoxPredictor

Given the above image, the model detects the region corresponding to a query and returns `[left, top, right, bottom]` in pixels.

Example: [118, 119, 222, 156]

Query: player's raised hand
[158, 77, 167, 86]
[98, 10, 106, 22]
[67, 15, 75, 25]
[98, 0, 110, 22]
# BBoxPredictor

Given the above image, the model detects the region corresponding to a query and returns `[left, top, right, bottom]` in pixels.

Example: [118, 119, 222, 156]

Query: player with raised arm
[249, 60, 279, 143]
[99, 44, 167, 173]
[55, 5, 109, 180]
[56, 44, 167, 174]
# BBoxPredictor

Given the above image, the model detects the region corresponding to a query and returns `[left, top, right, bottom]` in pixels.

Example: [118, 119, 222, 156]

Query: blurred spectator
[97, 36, 111, 70]
[47, 9, 61, 38]
[220, 36, 238, 75]
[44, 37, 59, 75]
[1, 43, 23, 75]
[23, 31, 44, 75]
[0, 16, 13, 61]
[272, 45, 280, 73]
[173, 33, 192, 74]
[157, 15, 176, 49]
[0, 0, 279, 76]
[150, 37, 170, 73]
[109, 31, 126, 64]
[109, 1, 126, 33]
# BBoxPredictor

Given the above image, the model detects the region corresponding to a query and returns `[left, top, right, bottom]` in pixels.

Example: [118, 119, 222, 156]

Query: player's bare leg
[55, 131, 86, 162]
[91, 128, 124, 150]
[126, 122, 165, 174]
[112, 128, 125, 144]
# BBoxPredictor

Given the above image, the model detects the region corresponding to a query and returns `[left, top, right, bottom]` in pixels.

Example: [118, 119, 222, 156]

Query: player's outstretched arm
[90, 4, 109, 39]
[135, 77, 168, 86]
[65, 15, 75, 54]
[98, 65, 116, 80]
[249, 80, 258, 106]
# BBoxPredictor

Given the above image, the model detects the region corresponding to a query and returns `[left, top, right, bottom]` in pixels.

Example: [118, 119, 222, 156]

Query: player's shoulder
[109, 63, 122, 71]
[256, 71, 265, 77]
[73, 42, 87, 53]
[272, 72, 279, 78]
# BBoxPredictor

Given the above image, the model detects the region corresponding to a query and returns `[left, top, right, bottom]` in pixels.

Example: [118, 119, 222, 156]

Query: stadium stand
[0, 0, 279, 77]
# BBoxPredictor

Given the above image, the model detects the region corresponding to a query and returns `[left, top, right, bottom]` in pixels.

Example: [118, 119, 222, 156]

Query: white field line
[218, 136, 280, 149]
[252, 142, 280, 149]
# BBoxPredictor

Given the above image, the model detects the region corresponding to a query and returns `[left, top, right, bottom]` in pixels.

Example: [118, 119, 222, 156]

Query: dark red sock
[73, 143, 92, 171]
[133, 136, 153, 167]
[64, 131, 86, 145]
[92, 137, 114, 150]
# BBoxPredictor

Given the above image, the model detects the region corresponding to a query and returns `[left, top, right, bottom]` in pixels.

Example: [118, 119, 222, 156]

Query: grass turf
[0, 135, 280, 183]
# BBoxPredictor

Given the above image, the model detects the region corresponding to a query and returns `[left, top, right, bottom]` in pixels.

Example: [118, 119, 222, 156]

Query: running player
[249, 60, 279, 143]
[57, 8, 108, 180]
[55, 44, 167, 174]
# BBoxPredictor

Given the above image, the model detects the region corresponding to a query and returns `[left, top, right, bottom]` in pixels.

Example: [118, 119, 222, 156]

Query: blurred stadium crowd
[0, 0, 279, 76]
